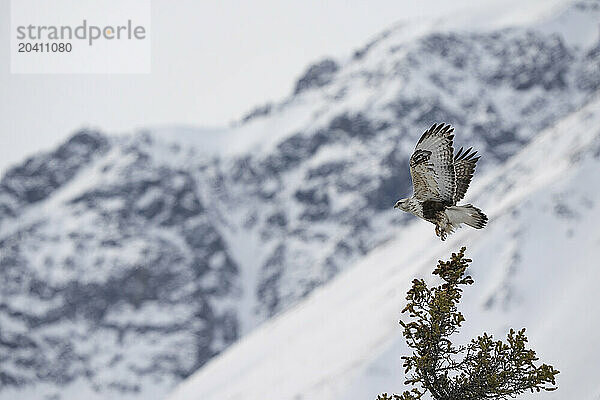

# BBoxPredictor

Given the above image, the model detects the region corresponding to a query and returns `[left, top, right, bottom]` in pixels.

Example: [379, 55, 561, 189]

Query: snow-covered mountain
[167, 93, 600, 400]
[1, 1, 599, 399]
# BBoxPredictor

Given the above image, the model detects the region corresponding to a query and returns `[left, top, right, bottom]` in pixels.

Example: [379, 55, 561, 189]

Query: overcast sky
[0, 0, 567, 173]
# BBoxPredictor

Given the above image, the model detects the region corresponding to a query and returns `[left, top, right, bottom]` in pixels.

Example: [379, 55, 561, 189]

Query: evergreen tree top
[378, 247, 559, 400]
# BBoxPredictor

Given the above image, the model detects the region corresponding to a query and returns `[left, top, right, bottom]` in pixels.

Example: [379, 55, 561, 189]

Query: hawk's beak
[393, 203, 399, 209]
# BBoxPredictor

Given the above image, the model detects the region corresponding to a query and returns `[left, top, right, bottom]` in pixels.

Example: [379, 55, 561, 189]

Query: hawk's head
[394, 198, 410, 212]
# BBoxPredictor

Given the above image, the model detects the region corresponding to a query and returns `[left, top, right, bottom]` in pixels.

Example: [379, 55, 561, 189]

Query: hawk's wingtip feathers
[454, 146, 479, 163]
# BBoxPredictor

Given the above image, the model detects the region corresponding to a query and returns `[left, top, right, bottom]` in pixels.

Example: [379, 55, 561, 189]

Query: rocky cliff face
[0, 132, 239, 397]
[1, 1, 599, 399]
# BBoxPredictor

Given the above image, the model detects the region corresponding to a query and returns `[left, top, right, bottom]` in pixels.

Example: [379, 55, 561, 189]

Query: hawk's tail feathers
[446, 204, 488, 230]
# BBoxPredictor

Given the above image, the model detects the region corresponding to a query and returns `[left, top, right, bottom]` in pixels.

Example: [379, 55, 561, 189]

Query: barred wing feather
[409, 123, 456, 203]
[453, 146, 480, 203]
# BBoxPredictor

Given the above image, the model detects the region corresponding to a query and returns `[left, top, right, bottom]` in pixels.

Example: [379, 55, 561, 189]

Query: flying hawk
[394, 123, 487, 240]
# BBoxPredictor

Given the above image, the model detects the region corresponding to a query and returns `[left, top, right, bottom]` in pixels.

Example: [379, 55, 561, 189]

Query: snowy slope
[168, 95, 600, 400]
[1, 0, 599, 399]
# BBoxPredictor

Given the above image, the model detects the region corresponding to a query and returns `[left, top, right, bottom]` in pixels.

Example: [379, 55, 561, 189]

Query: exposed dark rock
[294, 59, 340, 94]
[241, 103, 273, 124]
[0, 130, 109, 219]
[256, 244, 286, 315]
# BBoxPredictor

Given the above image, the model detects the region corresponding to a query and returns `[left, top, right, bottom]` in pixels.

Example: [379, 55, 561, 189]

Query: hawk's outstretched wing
[409, 123, 455, 203]
[453, 146, 480, 203]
